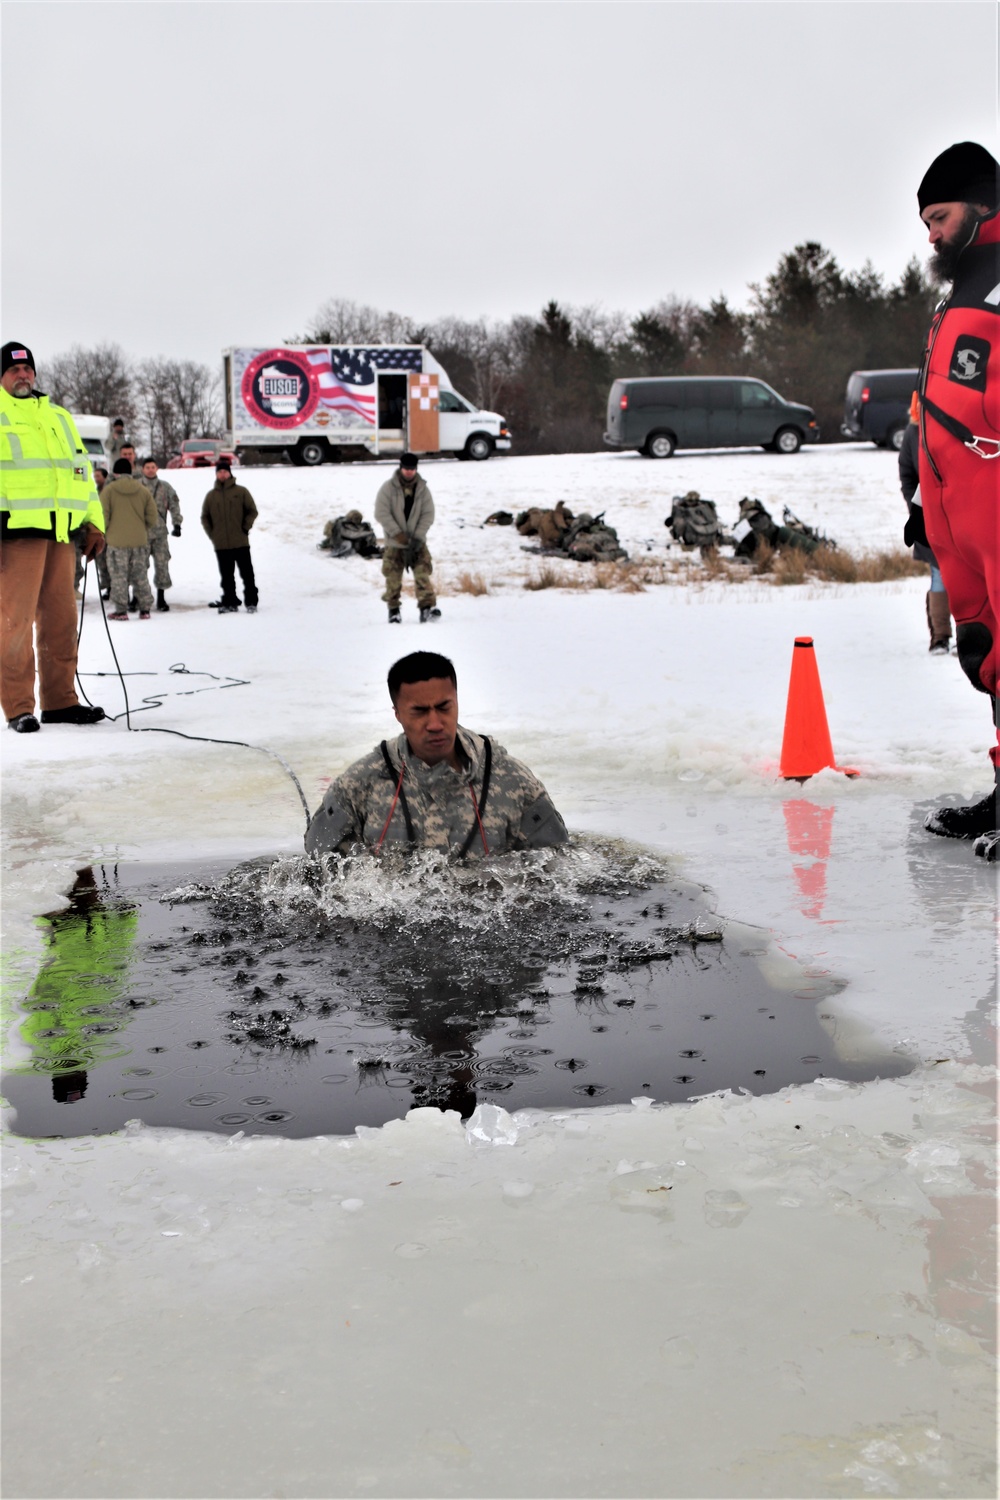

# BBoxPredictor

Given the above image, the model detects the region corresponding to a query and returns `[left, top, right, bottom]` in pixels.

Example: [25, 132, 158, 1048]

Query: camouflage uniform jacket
[305, 725, 568, 859]
[137, 475, 183, 537]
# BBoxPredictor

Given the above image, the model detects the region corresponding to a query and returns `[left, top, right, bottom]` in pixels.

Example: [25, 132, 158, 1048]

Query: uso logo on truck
[241, 349, 321, 429]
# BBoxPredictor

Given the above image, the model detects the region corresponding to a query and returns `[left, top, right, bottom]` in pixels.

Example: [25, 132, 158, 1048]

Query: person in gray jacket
[305, 651, 568, 859]
[374, 453, 440, 624]
[105, 419, 127, 464]
[137, 457, 182, 612]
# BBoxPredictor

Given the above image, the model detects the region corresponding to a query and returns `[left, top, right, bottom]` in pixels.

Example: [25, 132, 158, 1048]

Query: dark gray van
[841, 369, 918, 451]
[604, 377, 819, 458]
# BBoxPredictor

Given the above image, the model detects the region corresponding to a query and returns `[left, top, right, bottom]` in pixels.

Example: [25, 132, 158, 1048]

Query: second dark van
[841, 368, 918, 451]
[604, 376, 819, 458]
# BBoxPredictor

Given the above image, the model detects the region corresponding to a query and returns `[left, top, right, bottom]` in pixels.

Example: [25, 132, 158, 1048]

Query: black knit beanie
[918, 141, 1000, 214]
[1, 342, 35, 375]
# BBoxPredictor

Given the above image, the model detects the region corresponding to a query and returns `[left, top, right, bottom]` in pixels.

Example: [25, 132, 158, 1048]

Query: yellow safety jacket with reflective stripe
[0, 388, 105, 541]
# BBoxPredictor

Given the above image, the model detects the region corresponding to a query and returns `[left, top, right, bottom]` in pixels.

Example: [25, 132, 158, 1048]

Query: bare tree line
[38, 344, 222, 463]
[36, 241, 936, 463]
[292, 245, 937, 451]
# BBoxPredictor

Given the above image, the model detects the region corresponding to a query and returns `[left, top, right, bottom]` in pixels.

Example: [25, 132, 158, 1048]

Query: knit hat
[112, 458, 132, 475]
[216, 458, 232, 473]
[1, 343, 35, 375]
[918, 141, 1000, 214]
[399, 452, 418, 469]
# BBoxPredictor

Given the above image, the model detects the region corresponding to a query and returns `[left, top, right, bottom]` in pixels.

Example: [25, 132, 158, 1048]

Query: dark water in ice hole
[2, 844, 913, 1139]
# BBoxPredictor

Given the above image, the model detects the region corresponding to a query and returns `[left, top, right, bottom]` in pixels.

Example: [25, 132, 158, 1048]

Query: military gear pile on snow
[732, 498, 832, 558]
[319, 511, 382, 558]
[516, 502, 627, 562]
[516, 501, 574, 548]
[665, 492, 726, 550]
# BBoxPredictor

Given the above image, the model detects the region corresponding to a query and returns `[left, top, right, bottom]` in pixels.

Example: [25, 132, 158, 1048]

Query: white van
[223, 345, 511, 465]
[71, 414, 111, 469]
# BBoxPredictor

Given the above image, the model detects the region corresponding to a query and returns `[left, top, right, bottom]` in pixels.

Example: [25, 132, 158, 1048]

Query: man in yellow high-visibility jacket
[0, 342, 107, 732]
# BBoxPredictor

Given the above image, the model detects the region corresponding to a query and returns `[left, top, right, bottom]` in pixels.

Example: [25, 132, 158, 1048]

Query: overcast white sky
[3, 1, 997, 370]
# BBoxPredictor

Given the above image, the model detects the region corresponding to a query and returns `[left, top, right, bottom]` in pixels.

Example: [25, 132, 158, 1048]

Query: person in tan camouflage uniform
[305, 651, 568, 858]
[137, 458, 183, 611]
[374, 454, 440, 624]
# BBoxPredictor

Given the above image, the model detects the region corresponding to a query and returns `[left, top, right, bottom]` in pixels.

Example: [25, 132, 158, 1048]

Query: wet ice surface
[4, 840, 909, 1141]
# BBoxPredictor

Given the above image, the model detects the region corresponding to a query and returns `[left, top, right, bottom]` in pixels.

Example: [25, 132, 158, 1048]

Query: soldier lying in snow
[305, 651, 568, 860]
[732, 499, 833, 559]
[516, 503, 627, 561]
[319, 510, 382, 558]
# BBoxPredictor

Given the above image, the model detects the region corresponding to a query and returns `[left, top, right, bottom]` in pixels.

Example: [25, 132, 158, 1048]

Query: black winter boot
[973, 830, 999, 861]
[925, 788, 997, 840]
[388, 606, 401, 624]
[156, 590, 170, 612]
[40, 705, 106, 725]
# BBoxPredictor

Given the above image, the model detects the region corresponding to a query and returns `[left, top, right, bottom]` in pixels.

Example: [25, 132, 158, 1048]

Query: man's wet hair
[388, 652, 457, 704]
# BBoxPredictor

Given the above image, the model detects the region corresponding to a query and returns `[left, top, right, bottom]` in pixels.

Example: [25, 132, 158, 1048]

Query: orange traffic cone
[779, 637, 858, 781]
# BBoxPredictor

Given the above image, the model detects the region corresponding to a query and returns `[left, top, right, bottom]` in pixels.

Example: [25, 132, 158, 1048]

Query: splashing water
[162, 838, 689, 943]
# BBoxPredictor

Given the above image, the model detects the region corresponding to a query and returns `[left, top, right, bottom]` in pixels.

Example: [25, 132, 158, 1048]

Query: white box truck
[71, 414, 111, 468]
[223, 345, 511, 465]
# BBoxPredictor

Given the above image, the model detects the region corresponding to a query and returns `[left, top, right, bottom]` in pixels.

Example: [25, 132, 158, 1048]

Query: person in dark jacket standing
[200, 460, 258, 613]
[912, 141, 1000, 861]
[898, 393, 952, 654]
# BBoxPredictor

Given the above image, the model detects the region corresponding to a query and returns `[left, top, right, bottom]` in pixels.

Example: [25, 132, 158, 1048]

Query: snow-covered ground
[2, 446, 996, 1498]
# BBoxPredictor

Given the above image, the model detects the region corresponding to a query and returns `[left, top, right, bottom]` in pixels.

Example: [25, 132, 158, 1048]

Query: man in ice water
[912, 141, 1000, 861]
[305, 651, 568, 858]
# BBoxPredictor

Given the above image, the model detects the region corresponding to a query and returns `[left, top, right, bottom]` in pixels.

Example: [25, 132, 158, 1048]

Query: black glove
[172, 526, 181, 537]
[903, 503, 927, 549]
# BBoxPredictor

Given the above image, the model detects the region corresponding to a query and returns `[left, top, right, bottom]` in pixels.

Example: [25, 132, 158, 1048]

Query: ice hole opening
[3, 842, 912, 1139]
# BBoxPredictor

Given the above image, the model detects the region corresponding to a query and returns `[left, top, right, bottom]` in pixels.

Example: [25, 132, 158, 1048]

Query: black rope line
[75, 559, 312, 827]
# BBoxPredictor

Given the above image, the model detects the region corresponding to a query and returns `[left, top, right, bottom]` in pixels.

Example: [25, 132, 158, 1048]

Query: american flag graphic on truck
[306, 347, 423, 426]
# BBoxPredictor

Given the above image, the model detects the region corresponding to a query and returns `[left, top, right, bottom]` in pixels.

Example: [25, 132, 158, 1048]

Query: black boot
[419, 605, 441, 623]
[974, 830, 999, 861]
[156, 590, 170, 613]
[925, 788, 997, 839]
[388, 605, 401, 624]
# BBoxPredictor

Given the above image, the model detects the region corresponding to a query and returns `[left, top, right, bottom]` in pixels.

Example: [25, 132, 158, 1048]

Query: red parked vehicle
[166, 438, 238, 469]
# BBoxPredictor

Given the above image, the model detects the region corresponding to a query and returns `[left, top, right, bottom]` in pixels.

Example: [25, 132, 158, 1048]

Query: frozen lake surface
[2, 447, 996, 1497]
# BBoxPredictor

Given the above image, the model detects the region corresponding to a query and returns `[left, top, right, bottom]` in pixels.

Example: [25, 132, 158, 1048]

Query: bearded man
[913, 142, 1000, 861]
